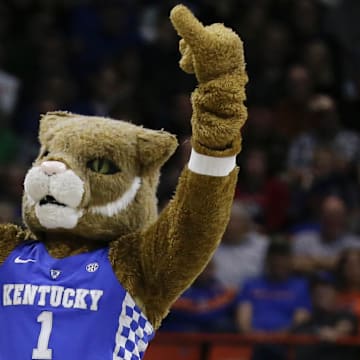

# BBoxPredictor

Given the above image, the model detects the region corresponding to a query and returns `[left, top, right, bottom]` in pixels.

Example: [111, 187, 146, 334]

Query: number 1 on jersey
[32, 311, 53, 360]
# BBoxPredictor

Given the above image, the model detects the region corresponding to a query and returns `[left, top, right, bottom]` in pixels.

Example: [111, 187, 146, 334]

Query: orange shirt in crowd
[337, 292, 360, 328]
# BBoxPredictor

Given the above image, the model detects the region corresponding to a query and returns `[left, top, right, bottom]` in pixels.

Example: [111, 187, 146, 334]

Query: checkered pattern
[113, 293, 154, 360]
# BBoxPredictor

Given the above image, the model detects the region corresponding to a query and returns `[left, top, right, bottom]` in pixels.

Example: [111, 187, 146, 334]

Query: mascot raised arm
[0, 4, 247, 360]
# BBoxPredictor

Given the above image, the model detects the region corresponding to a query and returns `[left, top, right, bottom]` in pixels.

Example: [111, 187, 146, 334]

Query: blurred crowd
[163, 202, 360, 359]
[0, 0, 360, 357]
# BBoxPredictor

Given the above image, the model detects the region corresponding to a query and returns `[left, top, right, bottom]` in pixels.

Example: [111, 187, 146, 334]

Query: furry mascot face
[23, 111, 177, 241]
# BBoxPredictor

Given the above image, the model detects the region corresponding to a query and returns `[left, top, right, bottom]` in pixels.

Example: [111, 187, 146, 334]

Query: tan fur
[109, 167, 238, 328]
[0, 5, 248, 332]
[0, 224, 31, 263]
[24, 113, 177, 242]
[170, 5, 248, 157]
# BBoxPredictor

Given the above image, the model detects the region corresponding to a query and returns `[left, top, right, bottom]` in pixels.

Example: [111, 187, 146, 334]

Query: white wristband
[188, 149, 236, 177]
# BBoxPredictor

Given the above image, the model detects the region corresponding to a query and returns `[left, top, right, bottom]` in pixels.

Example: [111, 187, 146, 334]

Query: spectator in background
[288, 146, 360, 225]
[236, 239, 311, 360]
[303, 39, 340, 96]
[213, 201, 268, 290]
[235, 2, 268, 68]
[161, 261, 237, 333]
[68, 1, 140, 79]
[292, 195, 360, 273]
[288, 94, 360, 174]
[291, 0, 323, 42]
[274, 64, 314, 139]
[323, 3, 360, 128]
[70, 64, 131, 117]
[336, 249, 360, 326]
[295, 273, 358, 360]
[246, 21, 292, 104]
[0, 4, 21, 116]
[242, 106, 288, 175]
[236, 239, 311, 334]
[236, 147, 290, 232]
[138, 5, 193, 131]
[14, 94, 61, 144]
[305, 147, 359, 213]
[341, 62, 360, 131]
[0, 43, 20, 119]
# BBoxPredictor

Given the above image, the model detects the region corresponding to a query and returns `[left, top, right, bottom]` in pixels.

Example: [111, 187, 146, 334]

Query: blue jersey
[0, 241, 154, 360]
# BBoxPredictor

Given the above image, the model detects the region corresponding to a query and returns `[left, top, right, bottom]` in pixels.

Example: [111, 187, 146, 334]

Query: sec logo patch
[86, 262, 99, 273]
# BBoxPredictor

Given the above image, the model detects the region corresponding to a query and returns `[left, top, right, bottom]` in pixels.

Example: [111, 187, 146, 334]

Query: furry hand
[170, 4, 245, 83]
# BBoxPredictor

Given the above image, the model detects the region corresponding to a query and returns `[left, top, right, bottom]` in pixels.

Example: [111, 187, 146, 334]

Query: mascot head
[23, 112, 177, 241]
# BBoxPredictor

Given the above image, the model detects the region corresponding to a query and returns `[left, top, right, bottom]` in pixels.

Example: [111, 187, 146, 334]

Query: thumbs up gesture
[170, 5, 246, 83]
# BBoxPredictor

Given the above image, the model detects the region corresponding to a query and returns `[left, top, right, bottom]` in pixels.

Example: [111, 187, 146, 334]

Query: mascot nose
[41, 161, 67, 176]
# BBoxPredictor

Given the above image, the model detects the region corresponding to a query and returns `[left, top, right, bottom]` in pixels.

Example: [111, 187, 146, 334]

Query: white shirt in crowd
[292, 230, 360, 258]
[213, 231, 268, 289]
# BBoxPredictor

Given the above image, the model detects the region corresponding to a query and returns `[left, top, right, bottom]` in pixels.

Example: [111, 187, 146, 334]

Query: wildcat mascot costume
[0, 5, 247, 360]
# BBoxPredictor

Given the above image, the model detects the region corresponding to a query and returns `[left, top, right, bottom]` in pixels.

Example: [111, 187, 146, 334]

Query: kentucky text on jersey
[3, 284, 103, 310]
[0, 241, 154, 360]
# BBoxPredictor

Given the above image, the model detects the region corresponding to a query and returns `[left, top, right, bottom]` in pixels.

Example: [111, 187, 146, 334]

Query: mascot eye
[87, 159, 120, 175]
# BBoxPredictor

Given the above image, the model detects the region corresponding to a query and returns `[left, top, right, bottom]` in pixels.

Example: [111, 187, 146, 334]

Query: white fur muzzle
[24, 163, 142, 229]
[24, 165, 85, 229]
[35, 204, 83, 229]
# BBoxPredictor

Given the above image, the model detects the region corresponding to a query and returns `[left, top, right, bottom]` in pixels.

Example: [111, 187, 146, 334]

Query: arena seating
[144, 333, 360, 360]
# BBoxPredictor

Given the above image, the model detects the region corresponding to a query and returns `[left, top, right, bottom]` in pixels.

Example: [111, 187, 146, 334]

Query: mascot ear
[39, 111, 73, 141]
[137, 129, 178, 175]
